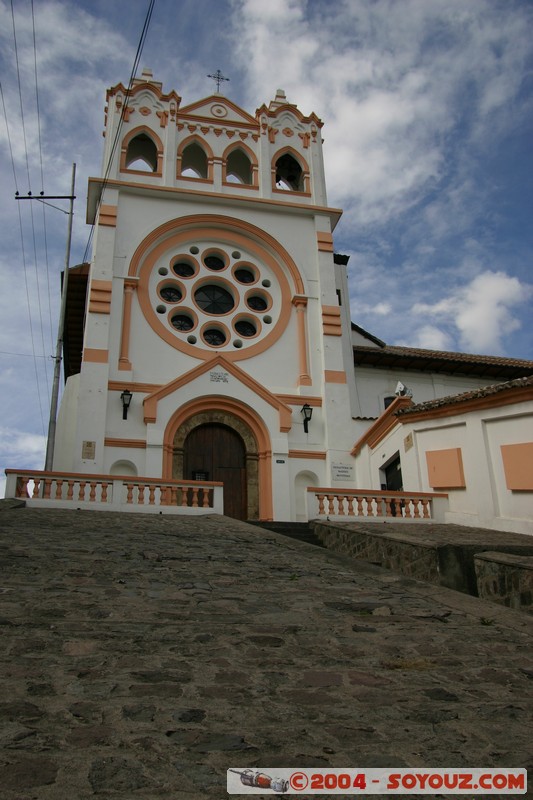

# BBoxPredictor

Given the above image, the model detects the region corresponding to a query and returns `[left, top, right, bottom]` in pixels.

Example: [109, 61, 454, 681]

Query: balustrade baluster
[421, 499, 430, 518]
[202, 488, 211, 508]
[181, 486, 189, 507]
[317, 494, 326, 515]
[32, 479, 41, 498]
[78, 481, 86, 501]
[126, 484, 134, 504]
[67, 481, 74, 500]
[327, 494, 335, 515]
[191, 487, 199, 508]
[137, 484, 145, 504]
[384, 497, 393, 516]
[43, 479, 52, 499]
[412, 499, 421, 518]
[54, 479, 64, 499]
[148, 485, 156, 505]
[89, 482, 97, 501]
[347, 495, 355, 516]
[101, 482, 109, 502]
[16, 476, 30, 497]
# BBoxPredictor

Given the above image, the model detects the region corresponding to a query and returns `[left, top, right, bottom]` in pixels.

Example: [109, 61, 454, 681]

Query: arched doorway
[183, 423, 247, 520]
[168, 405, 268, 520]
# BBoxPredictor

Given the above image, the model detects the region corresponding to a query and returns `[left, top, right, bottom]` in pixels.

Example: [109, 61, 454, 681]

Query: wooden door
[183, 424, 247, 519]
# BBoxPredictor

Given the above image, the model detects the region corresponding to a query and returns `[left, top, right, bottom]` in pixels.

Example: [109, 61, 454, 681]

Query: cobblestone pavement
[0, 507, 532, 799]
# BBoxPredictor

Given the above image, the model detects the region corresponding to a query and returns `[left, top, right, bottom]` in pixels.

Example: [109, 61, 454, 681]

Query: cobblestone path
[0, 508, 532, 798]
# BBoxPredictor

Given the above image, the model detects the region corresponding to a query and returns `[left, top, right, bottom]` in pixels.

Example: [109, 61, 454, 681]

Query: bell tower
[55, 70, 358, 520]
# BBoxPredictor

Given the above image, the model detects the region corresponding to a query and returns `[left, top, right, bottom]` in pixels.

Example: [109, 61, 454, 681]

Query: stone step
[249, 521, 326, 548]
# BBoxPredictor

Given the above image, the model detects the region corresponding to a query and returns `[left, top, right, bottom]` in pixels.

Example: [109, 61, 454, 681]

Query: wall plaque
[82, 441, 96, 459]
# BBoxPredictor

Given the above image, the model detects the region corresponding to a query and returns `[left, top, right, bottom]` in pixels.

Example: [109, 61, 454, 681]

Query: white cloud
[231, 0, 532, 227]
[412, 270, 531, 354]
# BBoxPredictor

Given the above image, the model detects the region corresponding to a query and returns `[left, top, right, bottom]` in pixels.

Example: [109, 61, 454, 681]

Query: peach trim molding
[351, 396, 412, 456]
[396, 386, 533, 421]
[288, 450, 327, 460]
[89, 280, 112, 314]
[87, 177, 343, 227]
[83, 348, 109, 364]
[109, 381, 161, 394]
[276, 394, 322, 407]
[317, 232, 334, 252]
[104, 438, 147, 449]
[162, 394, 273, 520]
[98, 205, 117, 227]
[143, 353, 293, 432]
[322, 305, 342, 336]
[324, 370, 347, 384]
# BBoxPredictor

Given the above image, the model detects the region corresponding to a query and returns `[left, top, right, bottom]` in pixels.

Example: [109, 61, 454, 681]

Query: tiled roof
[396, 375, 533, 416]
[354, 343, 533, 378]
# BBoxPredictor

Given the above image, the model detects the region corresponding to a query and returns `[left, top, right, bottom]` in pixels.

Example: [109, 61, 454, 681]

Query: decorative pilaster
[119, 279, 138, 371]
[292, 296, 311, 386]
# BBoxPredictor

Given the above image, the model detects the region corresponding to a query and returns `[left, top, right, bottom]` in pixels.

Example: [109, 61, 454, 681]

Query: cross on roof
[207, 69, 230, 92]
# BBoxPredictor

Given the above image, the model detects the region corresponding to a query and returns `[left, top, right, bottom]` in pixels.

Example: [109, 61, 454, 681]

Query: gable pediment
[143, 354, 292, 431]
[179, 95, 258, 127]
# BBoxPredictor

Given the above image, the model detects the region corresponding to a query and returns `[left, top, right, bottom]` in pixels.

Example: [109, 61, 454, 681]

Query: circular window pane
[160, 285, 183, 303]
[173, 261, 195, 278]
[247, 294, 268, 311]
[203, 328, 227, 346]
[204, 254, 226, 271]
[235, 319, 257, 337]
[235, 268, 256, 284]
[171, 314, 194, 331]
[195, 285, 234, 314]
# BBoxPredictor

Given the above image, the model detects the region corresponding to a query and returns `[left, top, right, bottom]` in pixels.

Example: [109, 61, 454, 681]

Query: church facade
[50, 70, 533, 531]
[54, 69, 360, 521]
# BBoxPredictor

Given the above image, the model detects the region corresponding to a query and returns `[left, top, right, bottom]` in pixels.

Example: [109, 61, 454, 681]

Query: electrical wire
[31, 0, 55, 353]
[5, 2, 49, 433]
[82, 0, 156, 263]
[10, 0, 31, 192]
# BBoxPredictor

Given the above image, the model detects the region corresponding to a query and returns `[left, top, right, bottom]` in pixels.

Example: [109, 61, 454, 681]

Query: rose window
[144, 238, 287, 355]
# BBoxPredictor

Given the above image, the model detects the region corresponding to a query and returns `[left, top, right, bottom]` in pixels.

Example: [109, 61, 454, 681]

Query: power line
[10, 0, 31, 192]
[82, 0, 156, 263]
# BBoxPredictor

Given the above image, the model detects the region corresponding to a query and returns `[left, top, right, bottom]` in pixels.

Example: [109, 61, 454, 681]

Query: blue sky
[1, 0, 532, 491]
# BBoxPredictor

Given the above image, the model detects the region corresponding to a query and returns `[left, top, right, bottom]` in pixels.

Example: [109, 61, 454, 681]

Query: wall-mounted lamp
[120, 389, 133, 420]
[301, 403, 313, 433]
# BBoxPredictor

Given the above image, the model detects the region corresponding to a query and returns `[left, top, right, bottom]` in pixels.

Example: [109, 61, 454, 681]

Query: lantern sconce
[120, 389, 133, 420]
[301, 403, 313, 433]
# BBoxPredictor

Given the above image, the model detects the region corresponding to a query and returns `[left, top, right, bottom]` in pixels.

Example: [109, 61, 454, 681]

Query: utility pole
[41, 164, 76, 471]
[16, 164, 77, 472]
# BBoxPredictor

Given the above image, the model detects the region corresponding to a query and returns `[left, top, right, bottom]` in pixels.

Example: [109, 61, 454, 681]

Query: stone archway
[172, 410, 260, 520]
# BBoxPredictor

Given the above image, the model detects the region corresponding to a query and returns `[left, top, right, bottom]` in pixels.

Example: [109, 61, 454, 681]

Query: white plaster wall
[354, 366, 506, 420]
[354, 400, 533, 534]
[53, 374, 80, 472]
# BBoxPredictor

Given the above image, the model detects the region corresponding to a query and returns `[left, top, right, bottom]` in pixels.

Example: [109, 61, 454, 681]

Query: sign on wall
[332, 463, 354, 481]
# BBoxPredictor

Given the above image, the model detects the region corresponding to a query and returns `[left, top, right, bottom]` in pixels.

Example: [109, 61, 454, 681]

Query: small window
[226, 148, 252, 185]
[275, 153, 303, 191]
[181, 142, 208, 179]
[125, 133, 158, 172]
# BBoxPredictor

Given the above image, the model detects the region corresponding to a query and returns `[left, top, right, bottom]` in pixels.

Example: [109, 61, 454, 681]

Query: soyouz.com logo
[227, 767, 527, 794]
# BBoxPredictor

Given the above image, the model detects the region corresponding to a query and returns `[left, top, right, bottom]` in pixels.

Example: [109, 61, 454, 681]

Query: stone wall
[475, 551, 533, 614]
